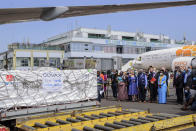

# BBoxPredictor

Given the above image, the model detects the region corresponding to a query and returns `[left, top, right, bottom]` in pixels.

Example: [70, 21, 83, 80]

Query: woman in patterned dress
[117, 72, 128, 100]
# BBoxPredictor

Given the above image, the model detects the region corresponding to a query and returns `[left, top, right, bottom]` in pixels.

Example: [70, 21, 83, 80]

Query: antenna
[71, 22, 73, 31]
[106, 25, 111, 38]
[23, 37, 26, 45]
[183, 33, 186, 43]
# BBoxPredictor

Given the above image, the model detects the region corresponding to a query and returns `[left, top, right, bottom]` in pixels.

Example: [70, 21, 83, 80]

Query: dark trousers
[155, 85, 158, 100]
[127, 86, 132, 101]
[139, 86, 146, 102]
[176, 87, 184, 104]
[149, 84, 157, 101]
[128, 95, 132, 101]
[112, 83, 117, 98]
[97, 86, 102, 102]
[191, 100, 196, 111]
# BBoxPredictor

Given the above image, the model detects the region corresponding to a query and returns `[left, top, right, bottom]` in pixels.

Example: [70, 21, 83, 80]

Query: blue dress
[158, 75, 167, 104]
[128, 76, 138, 95]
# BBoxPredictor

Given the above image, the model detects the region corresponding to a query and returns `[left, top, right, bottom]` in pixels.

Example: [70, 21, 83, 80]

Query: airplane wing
[0, 0, 196, 24]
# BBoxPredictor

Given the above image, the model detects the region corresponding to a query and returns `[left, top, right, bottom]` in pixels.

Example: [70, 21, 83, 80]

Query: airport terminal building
[0, 27, 194, 71]
[0, 44, 64, 70]
[42, 27, 193, 71]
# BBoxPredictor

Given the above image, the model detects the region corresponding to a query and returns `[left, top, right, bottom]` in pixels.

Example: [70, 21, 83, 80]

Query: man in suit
[138, 69, 148, 102]
[148, 67, 156, 102]
[111, 70, 118, 98]
[174, 67, 184, 104]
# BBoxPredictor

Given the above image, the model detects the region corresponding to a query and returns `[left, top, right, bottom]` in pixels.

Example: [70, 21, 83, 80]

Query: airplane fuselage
[132, 45, 196, 70]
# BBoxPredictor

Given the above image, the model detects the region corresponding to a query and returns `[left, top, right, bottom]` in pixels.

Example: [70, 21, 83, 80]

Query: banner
[42, 71, 63, 91]
[0, 69, 97, 111]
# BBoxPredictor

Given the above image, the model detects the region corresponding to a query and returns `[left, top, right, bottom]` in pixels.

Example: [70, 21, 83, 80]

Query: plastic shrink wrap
[0, 69, 97, 111]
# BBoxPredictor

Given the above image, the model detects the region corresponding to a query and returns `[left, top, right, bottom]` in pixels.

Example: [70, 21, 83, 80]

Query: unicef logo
[43, 72, 62, 78]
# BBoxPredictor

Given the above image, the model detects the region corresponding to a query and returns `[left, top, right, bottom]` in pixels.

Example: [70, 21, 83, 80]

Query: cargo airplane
[0, 0, 196, 24]
[132, 45, 196, 71]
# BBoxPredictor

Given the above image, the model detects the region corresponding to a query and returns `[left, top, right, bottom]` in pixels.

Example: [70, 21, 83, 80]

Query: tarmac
[101, 86, 196, 131]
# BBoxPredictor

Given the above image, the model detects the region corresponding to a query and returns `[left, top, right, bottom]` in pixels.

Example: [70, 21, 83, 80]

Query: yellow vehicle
[12, 106, 196, 131]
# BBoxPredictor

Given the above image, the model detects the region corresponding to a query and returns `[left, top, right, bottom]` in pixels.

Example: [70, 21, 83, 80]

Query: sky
[0, 0, 196, 52]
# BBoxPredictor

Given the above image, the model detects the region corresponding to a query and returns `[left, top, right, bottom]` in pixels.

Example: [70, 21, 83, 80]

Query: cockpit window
[137, 56, 141, 61]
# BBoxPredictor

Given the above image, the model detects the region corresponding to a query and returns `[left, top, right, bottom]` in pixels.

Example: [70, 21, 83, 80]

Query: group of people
[97, 66, 169, 104]
[173, 66, 196, 110]
[97, 66, 196, 111]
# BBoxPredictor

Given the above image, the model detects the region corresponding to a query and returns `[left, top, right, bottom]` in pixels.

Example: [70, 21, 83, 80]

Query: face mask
[160, 73, 163, 76]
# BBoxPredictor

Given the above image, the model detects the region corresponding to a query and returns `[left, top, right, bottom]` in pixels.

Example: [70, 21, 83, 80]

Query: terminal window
[49, 58, 60, 67]
[88, 33, 106, 39]
[122, 36, 134, 41]
[136, 48, 140, 54]
[34, 58, 39, 66]
[71, 43, 84, 51]
[116, 46, 123, 54]
[16, 58, 29, 67]
[146, 47, 152, 52]
[21, 58, 29, 67]
[94, 45, 102, 51]
[150, 38, 159, 43]
[34, 58, 46, 67]
[64, 44, 70, 52]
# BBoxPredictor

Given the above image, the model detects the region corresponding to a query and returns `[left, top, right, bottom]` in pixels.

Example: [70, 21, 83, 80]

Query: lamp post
[91, 56, 94, 69]
[84, 56, 86, 69]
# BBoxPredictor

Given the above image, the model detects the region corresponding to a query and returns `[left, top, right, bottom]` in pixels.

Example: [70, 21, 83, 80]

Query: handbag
[150, 77, 156, 84]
